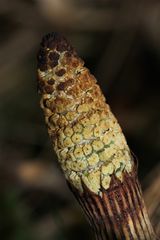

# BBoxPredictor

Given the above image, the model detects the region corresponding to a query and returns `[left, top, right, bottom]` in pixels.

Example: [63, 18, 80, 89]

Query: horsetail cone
[37, 33, 157, 239]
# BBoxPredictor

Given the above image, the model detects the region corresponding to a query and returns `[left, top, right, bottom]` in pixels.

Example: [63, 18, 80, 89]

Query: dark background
[0, 0, 160, 239]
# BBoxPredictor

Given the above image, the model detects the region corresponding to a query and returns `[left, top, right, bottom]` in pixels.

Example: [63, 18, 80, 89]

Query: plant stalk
[37, 32, 157, 240]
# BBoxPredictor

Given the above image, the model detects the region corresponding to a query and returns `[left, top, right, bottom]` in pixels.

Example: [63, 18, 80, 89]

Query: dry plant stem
[37, 33, 157, 239]
[144, 164, 160, 237]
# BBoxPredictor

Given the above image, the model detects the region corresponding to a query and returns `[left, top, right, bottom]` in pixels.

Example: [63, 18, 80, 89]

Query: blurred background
[0, 0, 160, 239]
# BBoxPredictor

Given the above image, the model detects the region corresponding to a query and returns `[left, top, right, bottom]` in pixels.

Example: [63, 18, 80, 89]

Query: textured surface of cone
[37, 32, 157, 240]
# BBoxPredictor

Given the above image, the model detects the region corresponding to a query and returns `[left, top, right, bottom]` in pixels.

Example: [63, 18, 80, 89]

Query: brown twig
[144, 164, 160, 237]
